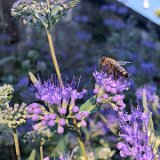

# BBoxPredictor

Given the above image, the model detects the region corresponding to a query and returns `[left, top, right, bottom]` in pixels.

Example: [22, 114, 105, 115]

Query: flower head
[1, 103, 28, 128]
[11, 0, 79, 29]
[136, 84, 158, 103]
[27, 80, 89, 134]
[0, 84, 14, 105]
[93, 71, 129, 110]
[117, 108, 155, 160]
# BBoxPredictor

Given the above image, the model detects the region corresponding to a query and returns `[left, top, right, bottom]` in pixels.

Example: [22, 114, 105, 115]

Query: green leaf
[28, 149, 36, 160]
[28, 71, 39, 84]
[142, 89, 148, 112]
[80, 96, 97, 113]
[0, 56, 15, 66]
[47, 134, 69, 157]
[142, 89, 154, 132]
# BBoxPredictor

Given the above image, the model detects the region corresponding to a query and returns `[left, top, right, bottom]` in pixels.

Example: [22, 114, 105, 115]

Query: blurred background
[1, 0, 160, 159]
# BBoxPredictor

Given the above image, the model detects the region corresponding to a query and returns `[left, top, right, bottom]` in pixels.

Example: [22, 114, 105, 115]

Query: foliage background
[0, 0, 160, 159]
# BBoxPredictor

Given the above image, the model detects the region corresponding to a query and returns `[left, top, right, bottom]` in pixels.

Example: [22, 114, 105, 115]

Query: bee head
[100, 56, 107, 68]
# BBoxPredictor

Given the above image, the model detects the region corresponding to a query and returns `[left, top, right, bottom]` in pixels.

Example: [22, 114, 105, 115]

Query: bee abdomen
[117, 66, 128, 77]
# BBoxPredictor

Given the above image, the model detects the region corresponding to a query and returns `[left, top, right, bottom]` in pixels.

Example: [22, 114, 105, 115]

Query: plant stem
[40, 142, 44, 160]
[13, 129, 21, 160]
[46, 29, 63, 87]
[73, 119, 88, 160]
[77, 134, 88, 160]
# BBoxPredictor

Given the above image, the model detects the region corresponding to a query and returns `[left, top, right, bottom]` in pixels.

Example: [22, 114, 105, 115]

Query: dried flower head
[1, 103, 28, 128]
[0, 124, 14, 146]
[24, 126, 52, 145]
[0, 84, 14, 105]
[11, 0, 79, 29]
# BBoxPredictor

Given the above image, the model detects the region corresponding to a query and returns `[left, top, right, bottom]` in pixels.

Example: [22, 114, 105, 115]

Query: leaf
[28, 149, 36, 160]
[142, 89, 148, 112]
[47, 134, 69, 157]
[142, 89, 155, 132]
[80, 96, 97, 113]
[0, 56, 15, 66]
[28, 71, 39, 84]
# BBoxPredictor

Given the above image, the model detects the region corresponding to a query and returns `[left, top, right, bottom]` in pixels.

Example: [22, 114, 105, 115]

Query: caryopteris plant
[0, 0, 156, 160]
[0, 84, 28, 160]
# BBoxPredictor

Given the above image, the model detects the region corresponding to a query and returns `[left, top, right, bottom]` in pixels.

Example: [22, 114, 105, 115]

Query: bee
[100, 57, 130, 79]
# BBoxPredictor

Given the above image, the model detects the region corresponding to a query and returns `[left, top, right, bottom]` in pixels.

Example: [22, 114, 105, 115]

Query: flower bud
[49, 114, 57, 120]
[81, 120, 87, 127]
[72, 106, 79, 113]
[57, 126, 64, 134]
[59, 118, 66, 126]
[43, 114, 50, 121]
[75, 114, 82, 121]
[58, 108, 67, 115]
[48, 120, 55, 127]
[41, 120, 47, 126]
[32, 115, 39, 121]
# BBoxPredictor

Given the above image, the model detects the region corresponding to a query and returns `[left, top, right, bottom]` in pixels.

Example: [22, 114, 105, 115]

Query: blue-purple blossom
[93, 71, 129, 110]
[43, 157, 50, 160]
[27, 80, 89, 134]
[136, 84, 157, 103]
[117, 108, 155, 160]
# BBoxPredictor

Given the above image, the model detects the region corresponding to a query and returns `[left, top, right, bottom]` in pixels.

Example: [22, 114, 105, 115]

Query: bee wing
[117, 61, 131, 66]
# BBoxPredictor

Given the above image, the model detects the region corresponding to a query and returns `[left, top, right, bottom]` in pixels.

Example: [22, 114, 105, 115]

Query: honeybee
[100, 57, 130, 78]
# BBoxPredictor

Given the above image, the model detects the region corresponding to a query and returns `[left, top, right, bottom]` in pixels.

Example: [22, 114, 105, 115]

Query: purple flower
[81, 120, 87, 127]
[136, 84, 157, 104]
[57, 126, 64, 134]
[34, 108, 42, 114]
[75, 113, 82, 121]
[43, 115, 50, 121]
[31, 115, 39, 121]
[58, 108, 67, 115]
[43, 157, 50, 160]
[72, 106, 79, 113]
[49, 114, 57, 120]
[28, 79, 89, 134]
[41, 120, 47, 126]
[59, 118, 66, 126]
[93, 71, 129, 110]
[117, 108, 155, 160]
[48, 120, 55, 127]
[34, 81, 87, 107]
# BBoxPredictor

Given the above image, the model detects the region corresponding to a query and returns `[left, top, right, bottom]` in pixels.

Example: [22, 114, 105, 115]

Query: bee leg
[113, 70, 116, 79]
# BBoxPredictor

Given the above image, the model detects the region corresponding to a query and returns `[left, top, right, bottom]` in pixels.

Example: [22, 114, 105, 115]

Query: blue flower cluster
[27, 81, 89, 134]
[117, 108, 155, 160]
[93, 71, 129, 111]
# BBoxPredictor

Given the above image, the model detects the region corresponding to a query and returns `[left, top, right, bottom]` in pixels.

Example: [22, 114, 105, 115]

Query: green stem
[40, 142, 44, 160]
[46, 29, 63, 87]
[77, 134, 88, 160]
[73, 119, 88, 160]
[13, 129, 21, 160]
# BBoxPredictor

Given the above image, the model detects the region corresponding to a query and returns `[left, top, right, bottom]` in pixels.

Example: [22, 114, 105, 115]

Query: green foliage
[28, 149, 36, 160]
[80, 96, 97, 113]
[46, 134, 69, 157]
[0, 56, 15, 66]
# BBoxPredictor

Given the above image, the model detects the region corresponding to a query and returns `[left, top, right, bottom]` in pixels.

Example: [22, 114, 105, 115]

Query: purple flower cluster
[93, 71, 129, 111]
[27, 81, 89, 134]
[117, 108, 155, 160]
[136, 84, 158, 103]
